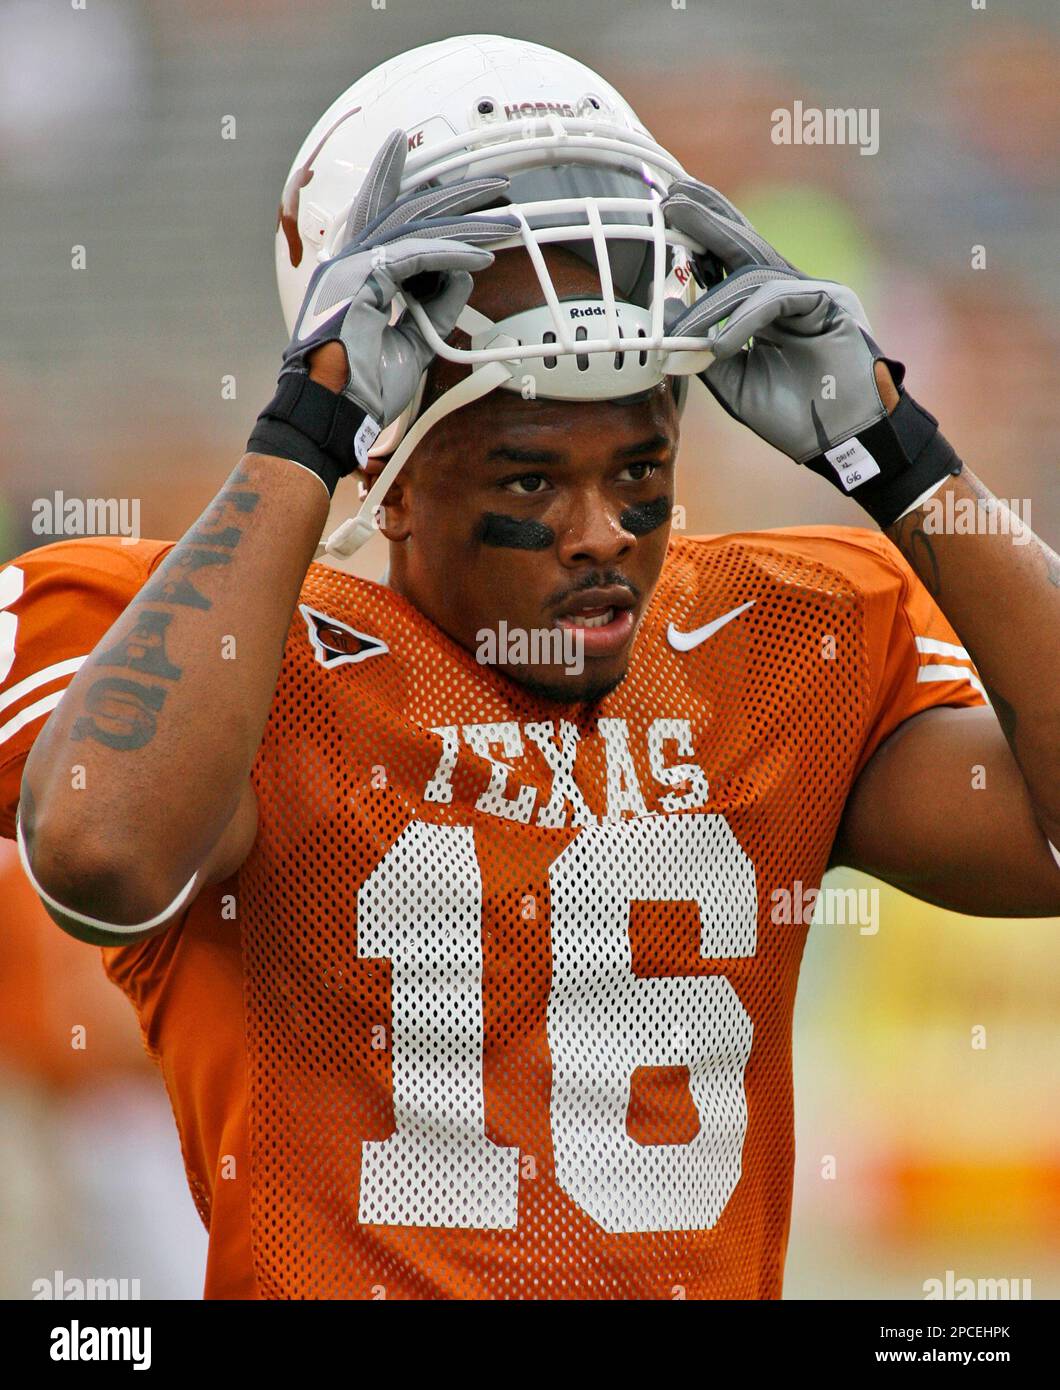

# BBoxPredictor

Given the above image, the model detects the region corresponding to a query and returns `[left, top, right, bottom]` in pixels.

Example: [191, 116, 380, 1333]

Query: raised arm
[832, 465, 1060, 916]
[18, 130, 505, 943]
[19, 459, 327, 941]
[660, 178, 1058, 916]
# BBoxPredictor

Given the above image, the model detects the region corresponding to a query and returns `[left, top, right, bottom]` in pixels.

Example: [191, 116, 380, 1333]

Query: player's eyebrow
[484, 445, 565, 465]
[613, 433, 671, 460]
[484, 435, 672, 467]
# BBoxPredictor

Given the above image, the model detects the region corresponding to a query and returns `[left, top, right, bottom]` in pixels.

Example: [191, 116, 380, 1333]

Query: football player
[2, 35, 1057, 1299]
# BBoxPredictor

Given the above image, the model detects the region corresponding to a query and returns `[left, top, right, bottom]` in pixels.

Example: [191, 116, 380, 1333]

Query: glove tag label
[354, 416, 381, 467]
[824, 437, 881, 492]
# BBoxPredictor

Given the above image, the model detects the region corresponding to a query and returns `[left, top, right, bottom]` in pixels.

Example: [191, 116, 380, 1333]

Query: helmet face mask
[274, 35, 714, 557]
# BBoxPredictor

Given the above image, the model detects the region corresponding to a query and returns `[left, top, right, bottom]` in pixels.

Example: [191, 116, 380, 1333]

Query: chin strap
[320, 320, 515, 557]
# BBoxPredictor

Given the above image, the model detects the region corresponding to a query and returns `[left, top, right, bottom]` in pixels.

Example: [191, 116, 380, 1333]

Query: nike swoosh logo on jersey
[666, 600, 756, 651]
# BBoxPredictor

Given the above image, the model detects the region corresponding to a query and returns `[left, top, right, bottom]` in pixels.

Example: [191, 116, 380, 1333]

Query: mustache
[543, 570, 641, 611]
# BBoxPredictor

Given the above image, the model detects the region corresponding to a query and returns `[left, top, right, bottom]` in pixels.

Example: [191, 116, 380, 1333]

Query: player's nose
[554, 490, 635, 569]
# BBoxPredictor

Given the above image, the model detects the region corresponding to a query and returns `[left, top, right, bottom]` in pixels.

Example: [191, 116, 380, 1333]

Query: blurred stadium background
[0, 0, 1057, 1299]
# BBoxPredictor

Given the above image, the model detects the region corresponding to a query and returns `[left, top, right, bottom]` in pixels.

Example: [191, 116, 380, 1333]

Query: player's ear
[376, 472, 412, 542]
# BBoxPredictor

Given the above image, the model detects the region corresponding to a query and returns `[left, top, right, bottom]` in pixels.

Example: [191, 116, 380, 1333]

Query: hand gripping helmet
[274, 33, 715, 556]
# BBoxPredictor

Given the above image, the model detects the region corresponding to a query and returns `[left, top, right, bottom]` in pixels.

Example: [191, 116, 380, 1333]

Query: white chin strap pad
[472, 301, 667, 400]
[323, 356, 514, 557]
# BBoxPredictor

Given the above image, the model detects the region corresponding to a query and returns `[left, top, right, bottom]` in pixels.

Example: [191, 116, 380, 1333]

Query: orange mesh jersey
[0, 529, 985, 1299]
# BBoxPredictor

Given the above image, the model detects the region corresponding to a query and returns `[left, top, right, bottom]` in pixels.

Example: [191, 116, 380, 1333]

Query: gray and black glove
[663, 179, 961, 527]
[249, 128, 518, 495]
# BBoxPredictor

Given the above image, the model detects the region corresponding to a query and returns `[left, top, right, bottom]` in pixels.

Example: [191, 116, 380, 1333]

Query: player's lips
[553, 588, 637, 658]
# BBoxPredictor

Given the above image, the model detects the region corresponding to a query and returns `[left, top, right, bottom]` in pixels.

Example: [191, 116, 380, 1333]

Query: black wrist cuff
[247, 372, 373, 498]
[803, 390, 963, 529]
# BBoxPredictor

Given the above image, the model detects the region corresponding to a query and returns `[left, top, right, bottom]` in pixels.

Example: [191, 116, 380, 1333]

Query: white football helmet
[274, 33, 715, 556]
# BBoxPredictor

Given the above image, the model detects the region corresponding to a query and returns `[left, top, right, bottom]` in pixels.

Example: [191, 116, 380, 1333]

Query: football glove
[662, 178, 961, 527]
[248, 128, 519, 495]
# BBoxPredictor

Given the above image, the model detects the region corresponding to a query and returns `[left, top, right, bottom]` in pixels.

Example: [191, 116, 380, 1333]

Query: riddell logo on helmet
[504, 101, 578, 120]
[568, 305, 606, 318]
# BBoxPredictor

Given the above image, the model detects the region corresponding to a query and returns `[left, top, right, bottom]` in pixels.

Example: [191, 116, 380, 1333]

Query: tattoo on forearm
[187, 486, 261, 549]
[70, 476, 260, 752]
[72, 677, 167, 751]
[97, 610, 182, 680]
[140, 547, 231, 610]
[890, 512, 942, 597]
